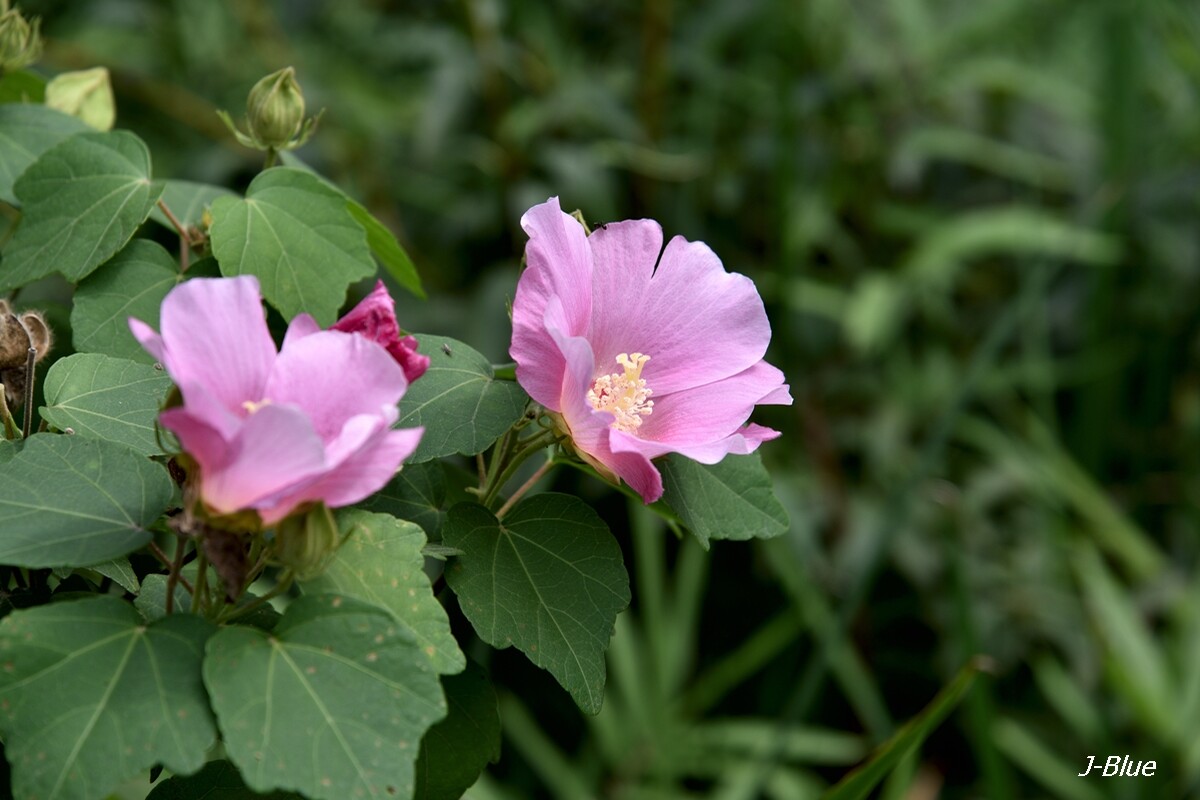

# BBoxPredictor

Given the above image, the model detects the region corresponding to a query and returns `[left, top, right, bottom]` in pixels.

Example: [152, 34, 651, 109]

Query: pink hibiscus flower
[332, 280, 429, 383]
[130, 276, 423, 525]
[510, 197, 792, 503]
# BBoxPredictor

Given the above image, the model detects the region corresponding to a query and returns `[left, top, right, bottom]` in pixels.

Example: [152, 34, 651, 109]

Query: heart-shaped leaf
[209, 167, 375, 325]
[0, 103, 88, 204]
[301, 509, 465, 674]
[660, 452, 789, 548]
[0, 596, 217, 800]
[356, 461, 446, 536]
[203, 594, 446, 800]
[40, 353, 173, 456]
[443, 494, 629, 714]
[0, 434, 175, 567]
[398, 335, 527, 462]
[0, 130, 162, 291]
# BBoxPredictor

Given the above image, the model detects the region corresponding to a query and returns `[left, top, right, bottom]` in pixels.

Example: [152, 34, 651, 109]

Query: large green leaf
[150, 179, 237, 229]
[0, 69, 46, 104]
[0, 434, 174, 567]
[413, 660, 500, 800]
[300, 509, 465, 674]
[398, 335, 527, 462]
[442, 494, 629, 714]
[40, 353, 173, 456]
[346, 200, 425, 299]
[0, 130, 162, 290]
[71, 239, 181, 362]
[0, 103, 88, 204]
[203, 594, 446, 800]
[0, 596, 217, 800]
[208, 167, 375, 325]
[822, 660, 985, 800]
[356, 460, 446, 536]
[660, 452, 789, 548]
[147, 760, 302, 800]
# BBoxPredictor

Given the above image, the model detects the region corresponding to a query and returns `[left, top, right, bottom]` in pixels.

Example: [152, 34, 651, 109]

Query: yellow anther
[588, 353, 654, 433]
[242, 398, 272, 414]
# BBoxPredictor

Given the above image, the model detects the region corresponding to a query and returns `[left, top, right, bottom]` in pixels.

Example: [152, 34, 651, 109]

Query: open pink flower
[129, 276, 423, 525]
[332, 280, 429, 383]
[511, 197, 792, 503]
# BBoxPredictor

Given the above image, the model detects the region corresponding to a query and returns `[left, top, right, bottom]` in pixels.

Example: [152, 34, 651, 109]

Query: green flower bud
[246, 66, 305, 149]
[274, 502, 341, 580]
[0, 7, 42, 72]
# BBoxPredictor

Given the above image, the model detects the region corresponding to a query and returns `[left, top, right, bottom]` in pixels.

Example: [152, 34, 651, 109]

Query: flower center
[587, 352, 654, 434]
[242, 398, 272, 415]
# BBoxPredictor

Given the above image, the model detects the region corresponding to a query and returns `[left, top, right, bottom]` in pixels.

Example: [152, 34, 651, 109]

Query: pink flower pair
[130, 279, 426, 525]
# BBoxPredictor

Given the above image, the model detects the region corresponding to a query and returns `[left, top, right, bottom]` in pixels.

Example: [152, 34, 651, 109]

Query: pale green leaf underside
[443, 494, 629, 715]
[660, 452, 789, 548]
[398, 334, 527, 462]
[203, 594, 446, 800]
[0, 597, 217, 800]
[209, 167, 375, 326]
[0, 130, 162, 291]
[40, 353, 173, 456]
[0, 434, 174, 567]
[301, 509, 465, 674]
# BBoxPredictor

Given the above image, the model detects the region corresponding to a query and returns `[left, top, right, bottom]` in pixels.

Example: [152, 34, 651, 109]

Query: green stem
[217, 570, 294, 624]
[165, 533, 188, 615]
[481, 429, 561, 509]
[191, 548, 210, 616]
[263, 147, 279, 169]
[496, 459, 555, 518]
[21, 346, 34, 438]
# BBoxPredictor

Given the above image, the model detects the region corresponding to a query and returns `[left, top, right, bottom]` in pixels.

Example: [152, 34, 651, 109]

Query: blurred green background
[19, 0, 1200, 797]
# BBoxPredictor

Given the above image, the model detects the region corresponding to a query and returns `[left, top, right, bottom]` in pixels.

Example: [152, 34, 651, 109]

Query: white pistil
[242, 398, 272, 414]
[587, 352, 654, 433]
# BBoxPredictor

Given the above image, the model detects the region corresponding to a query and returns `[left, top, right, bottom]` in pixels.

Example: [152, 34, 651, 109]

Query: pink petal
[266, 330, 407, 443]
[159, 406, 232, 475]
[145, 276, 277, 412]
[589, 232, 772, 395]
[637, 360, 792, 446]
[128, 318, 165, 362]
[332, 280, 430, 383]
[612, 422, 780, 465]
[198, 403, 328, 516]
[585, 218, 663, 363]
[282, 313, 321, 349]
[511, 198, 593, 407]
[258, 427, 424, 524]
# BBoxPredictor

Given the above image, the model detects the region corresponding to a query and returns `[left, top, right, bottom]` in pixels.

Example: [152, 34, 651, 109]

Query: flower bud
[0, 7, 42, 72]
[246, 67, 305, 150]
[45, 67, 115, 131]
[274, 502, 341, 579]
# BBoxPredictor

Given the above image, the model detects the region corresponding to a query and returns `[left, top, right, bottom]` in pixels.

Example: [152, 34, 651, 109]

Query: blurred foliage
[19, 0, 1200, 796]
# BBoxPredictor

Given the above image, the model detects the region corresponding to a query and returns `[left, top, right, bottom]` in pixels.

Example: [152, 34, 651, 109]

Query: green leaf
[0, 103, 87, 204]
[442, 494, 630, 714]
[40, 353, 173, 456]
[150, 180, 237, 230]
[0, 596, 217, 800]
[414, 660, 500, 800]
[346, 200, 425, 299]
[134, 574, 192, 622]
[147, 760, 303, 800]
[203, 594, 446, 800]
[300, 509, 465, 674]
[822, 660, 985, 800]
[356, 460, 446, 536]
[398, 335, 527, 462]
[0, 70, 46, 104]
[87, 557, 139, 593]
[209, 167, 375, 325]
[660, 453, 789, 548]
[71, 239, 181, 362]
[0, 130, 162, 290]
[0, 434, 174, 567]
